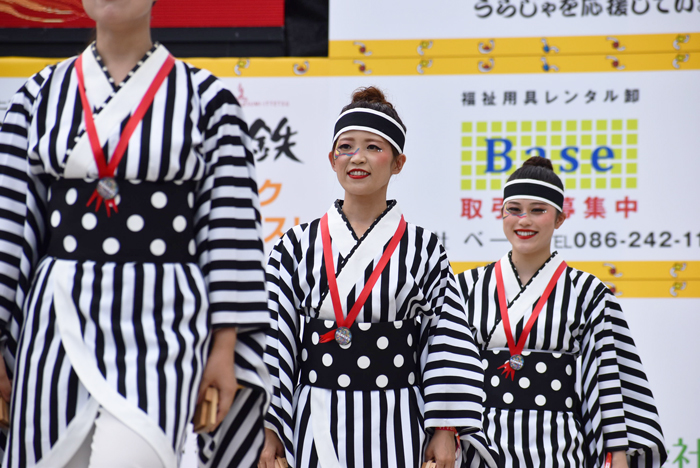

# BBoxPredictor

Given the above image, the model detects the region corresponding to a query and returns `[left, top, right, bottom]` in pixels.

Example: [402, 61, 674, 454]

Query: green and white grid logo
[460, 119, 638, 191]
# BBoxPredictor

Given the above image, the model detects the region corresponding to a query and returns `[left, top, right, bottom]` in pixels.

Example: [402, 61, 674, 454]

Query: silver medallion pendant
[96, 177, 119, 200]
[509, 354, 524, 371]
[335, 327, 352, 346]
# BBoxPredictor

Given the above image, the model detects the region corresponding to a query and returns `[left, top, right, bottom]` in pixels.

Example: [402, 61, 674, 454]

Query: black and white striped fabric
[457, 252, 667, 468]
[263, 201, 499, 468]
[0, 43, 270, 467]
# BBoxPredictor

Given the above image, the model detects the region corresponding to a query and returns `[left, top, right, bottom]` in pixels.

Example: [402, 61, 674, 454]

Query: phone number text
[554, 232, 700, 249]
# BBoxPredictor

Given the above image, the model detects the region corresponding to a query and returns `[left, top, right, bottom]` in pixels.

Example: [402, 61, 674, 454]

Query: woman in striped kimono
[257, 87, 498, 468]
[456, 157, 666, 468]
[0, 0, 270, 466]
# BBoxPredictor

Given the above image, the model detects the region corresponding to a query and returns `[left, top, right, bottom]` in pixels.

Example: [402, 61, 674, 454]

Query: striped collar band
[503, 178, 564, 212]
[332, 108, 406, 154]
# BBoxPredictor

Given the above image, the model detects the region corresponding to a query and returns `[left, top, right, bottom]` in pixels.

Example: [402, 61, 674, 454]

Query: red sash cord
[319, 213, 407, 343]
[495, 259, 568, 379]
[74, 52, 175, 215]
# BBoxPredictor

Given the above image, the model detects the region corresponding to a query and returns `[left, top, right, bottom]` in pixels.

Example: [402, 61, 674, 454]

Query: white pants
[65, 408, 166, 468]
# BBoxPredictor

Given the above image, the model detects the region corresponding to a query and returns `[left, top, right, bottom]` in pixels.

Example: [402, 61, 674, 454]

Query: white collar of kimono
[489, 251, 566, 349]
[64, 44, 171, 178]
[318, 202, 403, 320]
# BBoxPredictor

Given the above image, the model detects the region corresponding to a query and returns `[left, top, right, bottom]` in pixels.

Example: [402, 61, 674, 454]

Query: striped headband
[332, 108, 406, 154]
[503, 178, 565, 212]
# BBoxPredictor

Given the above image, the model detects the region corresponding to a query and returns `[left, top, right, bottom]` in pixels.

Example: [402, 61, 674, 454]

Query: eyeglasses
[502, 203, 549, 219]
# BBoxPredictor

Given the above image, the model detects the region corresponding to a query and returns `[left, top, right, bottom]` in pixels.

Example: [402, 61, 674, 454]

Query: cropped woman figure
[0, 0, 270, 466]
[457, 156, 666, 467]
[257, 87, 498, 468]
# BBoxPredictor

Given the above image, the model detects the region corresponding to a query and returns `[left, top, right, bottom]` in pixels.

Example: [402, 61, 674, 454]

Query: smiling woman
[257, 87, 499, 468]
[456, 156, 667, 468]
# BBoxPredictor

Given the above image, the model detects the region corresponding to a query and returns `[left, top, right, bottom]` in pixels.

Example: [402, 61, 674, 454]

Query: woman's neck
[95, 24, 153, 85]
[510, 248, 552, 286]
[342, 193, 388, 238]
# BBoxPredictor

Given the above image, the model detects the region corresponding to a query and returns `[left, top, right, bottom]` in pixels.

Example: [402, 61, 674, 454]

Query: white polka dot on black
[551, 379, 561, 391]
[50, 210, 61, 227]
[82, 213, 97, 230]
[358, 323, 371, 331]
[490, 375, 500, 387]
[519, 377, 530, 389]
[65, 188, 78, 205]
[338, 374, 351, 388]
[188, 240, 196, 256]
[151, 191, 167, 209]
[150, 239, 166, 256]
[309, 371, 317, 384]
[536, 362, 547, 373]
[103, 237, 120, 255]
[187, 192, 194, 208]
[63, 235, 77, 253]
[357, 356, 370, 369]
[408, 372, 415, 385]
[311, 332, 320, 345]
[376, 375, 388, 388]
[301, 349, 308, 361]
[503, 392, 514, 404]
[377, 337, 388, 349]
[322, 353, 333, 367]
[394, 355, 404, 367]
[173, 216, 187, 233]
[535, 395, 547, 406]
[127, 215, 144, 232]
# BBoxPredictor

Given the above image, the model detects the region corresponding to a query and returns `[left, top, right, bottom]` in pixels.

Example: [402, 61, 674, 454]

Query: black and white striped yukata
[263, 201, 499, 468]
[457, 251, 667, 468]
[0, 43, 270, 467]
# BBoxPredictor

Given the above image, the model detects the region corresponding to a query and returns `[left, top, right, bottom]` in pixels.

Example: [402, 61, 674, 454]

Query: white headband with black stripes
[332, 108, 406, 154]
[503, 179, 564, 212]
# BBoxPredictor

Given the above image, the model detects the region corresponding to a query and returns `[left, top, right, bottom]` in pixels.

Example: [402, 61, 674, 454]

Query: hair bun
[351, 86, 394, 108]
[523, 156, 554, 171]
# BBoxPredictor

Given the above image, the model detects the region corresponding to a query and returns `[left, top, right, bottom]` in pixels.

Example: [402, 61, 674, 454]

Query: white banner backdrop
[222, 72, 700, 263]
[330, 0, 700, 40]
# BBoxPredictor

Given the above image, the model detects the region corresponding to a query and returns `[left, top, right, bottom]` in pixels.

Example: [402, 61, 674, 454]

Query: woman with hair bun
[257, 87, 498, 468]
[456, 156, 667, 468]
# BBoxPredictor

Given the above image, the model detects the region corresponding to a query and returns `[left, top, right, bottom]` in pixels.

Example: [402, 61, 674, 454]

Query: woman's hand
[611, 451, 629, 468]
[425, 429, 457, 468]
[197, 327, 238, 429]
[258, 428, 285, 468]
[0, 354, 12, 402]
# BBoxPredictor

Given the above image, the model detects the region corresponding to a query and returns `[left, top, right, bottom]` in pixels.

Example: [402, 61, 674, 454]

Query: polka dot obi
[46, 179, 197, 263]
[483, 349, 577, 413]
[299, 316, 420, 391]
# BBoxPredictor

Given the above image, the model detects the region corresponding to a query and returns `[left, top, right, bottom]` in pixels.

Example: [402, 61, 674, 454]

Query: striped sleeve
[192, 69, 269, 330]
[418, 233, 499, 467]
[263, 226, 306, 463]
[420, 234, 485, 431]
[0, 68, 51, 337]
[579, 277, 667, 468]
